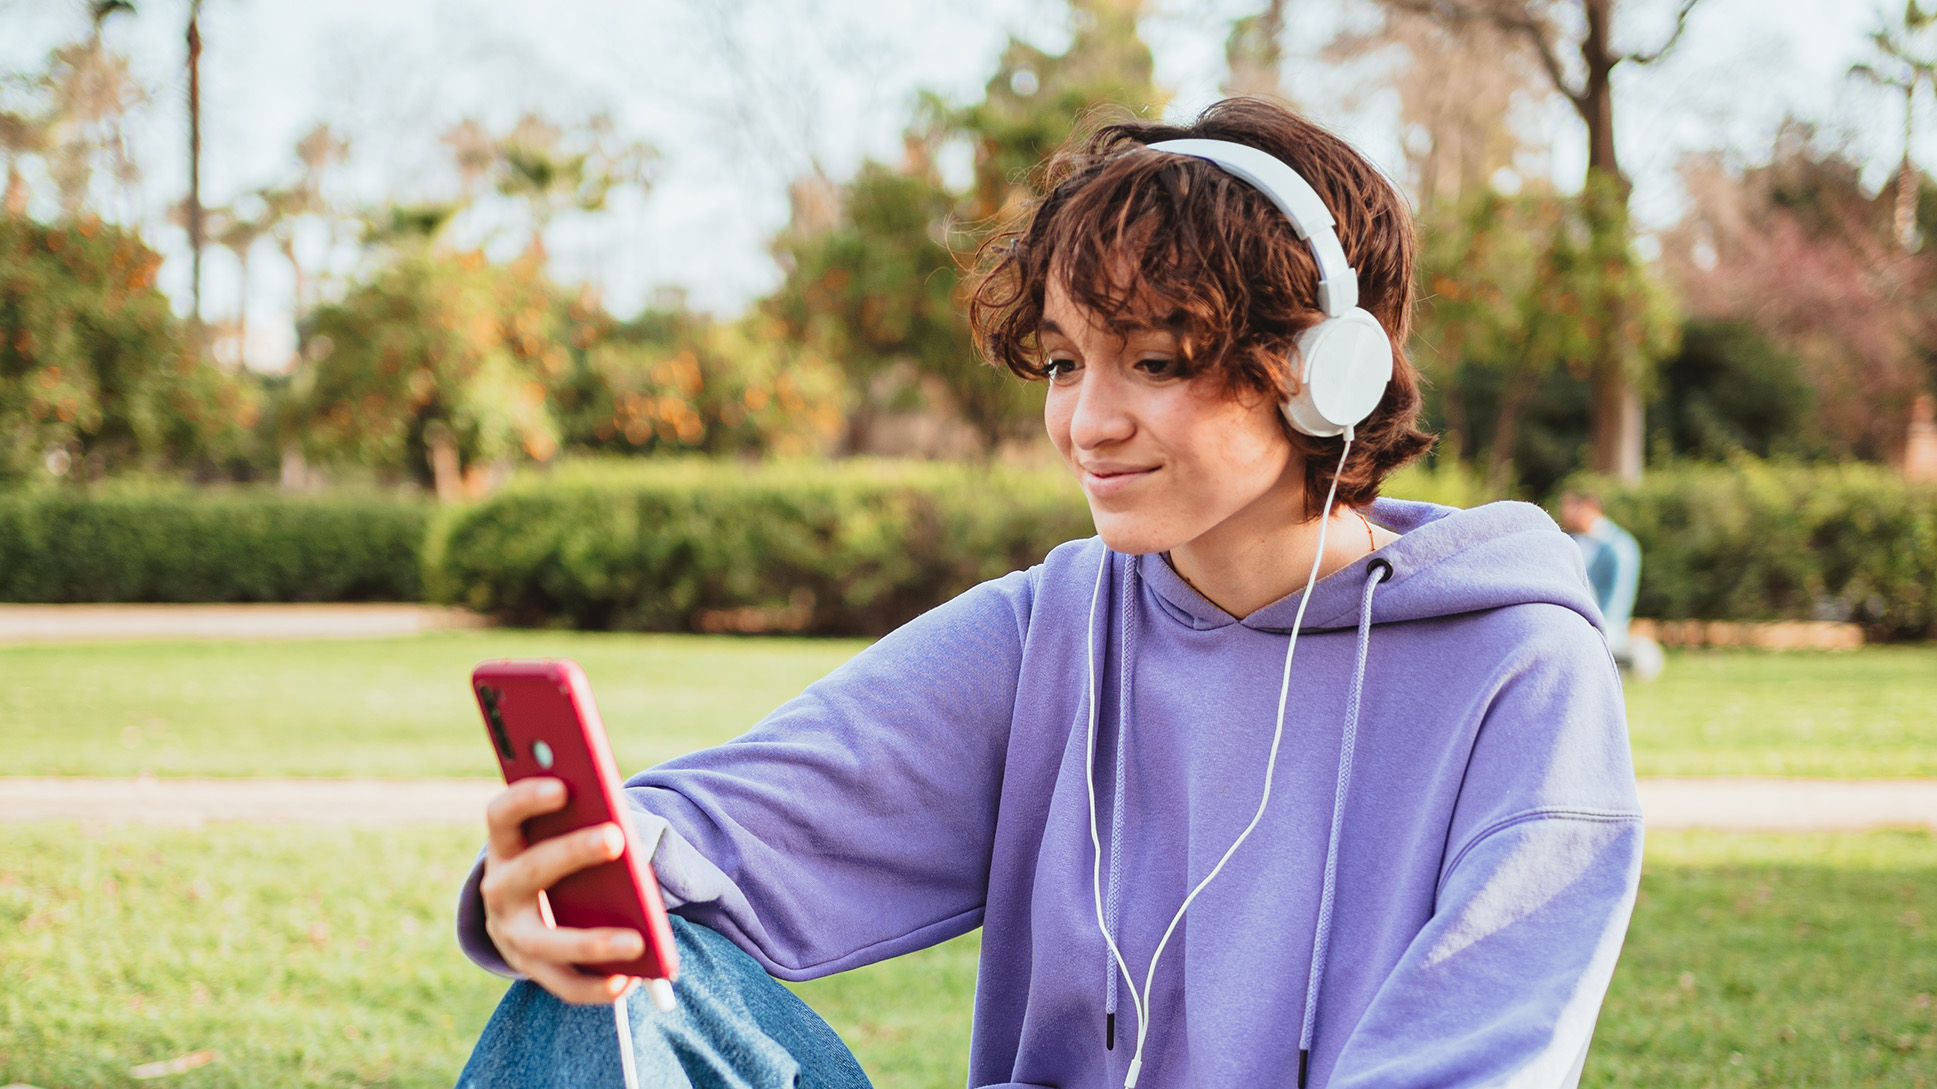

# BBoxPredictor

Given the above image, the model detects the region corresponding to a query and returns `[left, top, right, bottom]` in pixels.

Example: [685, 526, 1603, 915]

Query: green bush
[0, 486, 430, 602]
[432, 460, 1093, 634]
[0, 457, 1485, 621]
[1579, 462, 1937, 640]
[433, 458, 1491, 636]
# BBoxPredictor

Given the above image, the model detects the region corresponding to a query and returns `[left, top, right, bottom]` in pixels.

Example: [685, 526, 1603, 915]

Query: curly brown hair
[966, 97, 1435, 509]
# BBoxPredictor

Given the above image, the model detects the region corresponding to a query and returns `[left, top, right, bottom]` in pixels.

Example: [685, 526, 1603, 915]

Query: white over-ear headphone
[1149, 138, 1393, 438]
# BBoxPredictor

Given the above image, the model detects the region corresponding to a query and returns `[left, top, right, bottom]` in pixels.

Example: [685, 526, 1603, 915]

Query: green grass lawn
[2, 635, 1933, 779]
[1588, 831, 1937, 1088]
[3, 634, 1935, 1085]
[1, 824, 1930, 1088]
[1624, 646, 1937, 778]
[0, 632, 865, 779]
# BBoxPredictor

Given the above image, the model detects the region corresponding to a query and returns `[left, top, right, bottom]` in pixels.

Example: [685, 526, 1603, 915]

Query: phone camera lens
[478, 685, 514, 760]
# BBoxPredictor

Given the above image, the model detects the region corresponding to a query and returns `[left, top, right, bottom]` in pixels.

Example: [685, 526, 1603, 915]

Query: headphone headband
[1147, 138, 1359, 316]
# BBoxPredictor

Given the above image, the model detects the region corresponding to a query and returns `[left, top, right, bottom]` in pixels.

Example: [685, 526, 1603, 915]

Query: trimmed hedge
[0, 488, 430, 603]
[432, 459, 1483, 635]
[431, 461, 1094, 635]
[16, 460, 1925, 641]
[1584, 462, 1937, 641]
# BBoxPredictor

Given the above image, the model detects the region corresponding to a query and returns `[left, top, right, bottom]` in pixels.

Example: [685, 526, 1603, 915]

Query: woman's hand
[479, 777, 646, 1004]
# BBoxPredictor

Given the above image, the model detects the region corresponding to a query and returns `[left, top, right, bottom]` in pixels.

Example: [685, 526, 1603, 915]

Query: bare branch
[1509, 11, 1588, 109]
[1850, 61, 1913, 92]
[1624, 0, 1705, 66]
[1379, 0, 1587, 110]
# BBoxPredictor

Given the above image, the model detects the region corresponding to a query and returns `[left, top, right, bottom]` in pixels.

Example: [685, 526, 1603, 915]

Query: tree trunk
[426, 422, 462, 502]
[2, 163, 25, 216]
[1899, 83, 1918, 251]
[1579, 0, 1622, 188]
[234, 250, 248, 365]
[1441, 361, 1469, 463]
[1587, 365, 1644, 480]
[279, 442, 307, 491]
[1575, 0, 1644, 481]
[1484, 356, 1541, 497]
[187, 11, 203, 335]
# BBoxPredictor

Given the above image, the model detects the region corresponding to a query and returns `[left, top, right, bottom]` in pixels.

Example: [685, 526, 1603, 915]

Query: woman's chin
[1090, 513, 1184, 557]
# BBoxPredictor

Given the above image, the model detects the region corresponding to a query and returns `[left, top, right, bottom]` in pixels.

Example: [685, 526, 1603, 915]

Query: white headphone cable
[614, 985, 641, 1089]
[1087, 428, 1356, 1089]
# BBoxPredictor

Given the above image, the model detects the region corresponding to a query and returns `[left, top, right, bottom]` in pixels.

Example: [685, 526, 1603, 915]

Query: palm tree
[1851, 0, 1937, 251]
[0, 110, 48, 216]
[187, 0, 204, 328]
[44, 36, 144, 221]
[89, 0, 204, 320]
[490, 114, 656, 260]
[209, 200, 268, 364]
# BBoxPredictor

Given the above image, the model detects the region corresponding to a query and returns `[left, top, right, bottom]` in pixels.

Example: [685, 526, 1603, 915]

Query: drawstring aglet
[1298, 1048, 1310, 1088]
[1106, 1012, 1116, 1050]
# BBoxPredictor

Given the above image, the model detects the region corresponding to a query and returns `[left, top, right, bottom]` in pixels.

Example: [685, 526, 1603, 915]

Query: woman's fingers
[483, 778, 568, 860]
[485, 822, 625, 908]
[495, 921, 644, 1004]
[480, 821, 621, 914]
[524, 960, 633, 1006]
[511, 923, 646, 967]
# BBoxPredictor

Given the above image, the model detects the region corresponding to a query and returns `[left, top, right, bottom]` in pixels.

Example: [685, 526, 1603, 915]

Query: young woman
[455, 98, 1642, 1089]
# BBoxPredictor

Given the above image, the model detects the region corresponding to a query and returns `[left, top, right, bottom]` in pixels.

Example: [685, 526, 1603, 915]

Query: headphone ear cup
[1282, 308, 1394, 437]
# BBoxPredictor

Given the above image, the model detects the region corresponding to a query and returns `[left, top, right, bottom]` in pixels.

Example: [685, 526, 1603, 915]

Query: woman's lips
[1082, 466, 1157, 499]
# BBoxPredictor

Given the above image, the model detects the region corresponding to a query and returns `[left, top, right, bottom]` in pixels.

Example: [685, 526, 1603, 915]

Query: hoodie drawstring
[1297, 557, 1391, 1087]
[1103, 555, 1139, 1048]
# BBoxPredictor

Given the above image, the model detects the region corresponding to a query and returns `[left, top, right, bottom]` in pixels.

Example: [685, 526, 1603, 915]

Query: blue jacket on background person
[1560, 493, 1640, 658]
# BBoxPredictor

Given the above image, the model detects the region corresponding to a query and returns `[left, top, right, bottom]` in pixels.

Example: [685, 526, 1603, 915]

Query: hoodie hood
[1143, 498, 1606, 635]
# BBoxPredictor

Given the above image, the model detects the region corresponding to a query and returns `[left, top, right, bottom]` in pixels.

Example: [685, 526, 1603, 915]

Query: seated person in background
[1559, 491, 1641, 663]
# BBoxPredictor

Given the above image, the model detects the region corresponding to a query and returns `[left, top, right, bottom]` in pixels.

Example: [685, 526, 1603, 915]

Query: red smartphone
[471, 659, 679, 986]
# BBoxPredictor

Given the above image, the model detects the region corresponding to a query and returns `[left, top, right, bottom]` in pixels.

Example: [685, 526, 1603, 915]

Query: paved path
[0, 603, 485, 644]
[1638, 777, 1937, 831]
[2, 776, 1935, 831]
[0, 777, 500, 828]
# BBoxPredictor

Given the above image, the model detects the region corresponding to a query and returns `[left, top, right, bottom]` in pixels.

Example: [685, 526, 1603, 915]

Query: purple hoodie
[459, 498, 1643, 1089]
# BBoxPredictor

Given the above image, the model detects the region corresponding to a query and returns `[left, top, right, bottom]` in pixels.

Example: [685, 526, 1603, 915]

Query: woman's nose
[1067, 366, 1135, 450]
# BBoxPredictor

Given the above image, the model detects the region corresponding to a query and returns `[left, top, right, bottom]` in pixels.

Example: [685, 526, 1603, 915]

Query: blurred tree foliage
[1414, 182, 1677, 497]
[554, 304, 844, 460]
[297, 246, 844, 495]
[441, 114, 657, 261]
[0, 215, 244, 483]
[1649, 320, 1818, 461]
[1661, 122, 1937, 462]
[1382, 0, 1703, 482]
[767, 163, 1027, 452]
[937, 0, 1164, 223]
[5, 21, 146, 225]
[766, 0, 1162, 454]
[295, 252, 561, 499]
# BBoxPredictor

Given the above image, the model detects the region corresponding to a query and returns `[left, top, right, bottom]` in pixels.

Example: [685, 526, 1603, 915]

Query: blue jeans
[456, 914, 873, 1089]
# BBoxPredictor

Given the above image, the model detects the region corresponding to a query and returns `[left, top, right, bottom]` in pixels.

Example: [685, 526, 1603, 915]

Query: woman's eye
[1135, 356, 1187, 379]
[1044, 358, 1080, 382]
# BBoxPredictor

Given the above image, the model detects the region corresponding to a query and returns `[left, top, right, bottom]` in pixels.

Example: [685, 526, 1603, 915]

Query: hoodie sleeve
[455, 567, 1035, 982]
[1326, 608, 1644, 1088]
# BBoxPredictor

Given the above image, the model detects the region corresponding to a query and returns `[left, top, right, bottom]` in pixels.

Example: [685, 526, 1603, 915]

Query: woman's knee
[458, 914, 870, 1089]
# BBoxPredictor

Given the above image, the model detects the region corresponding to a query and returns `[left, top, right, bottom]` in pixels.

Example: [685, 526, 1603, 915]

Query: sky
[0, 0, 1909, 370]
